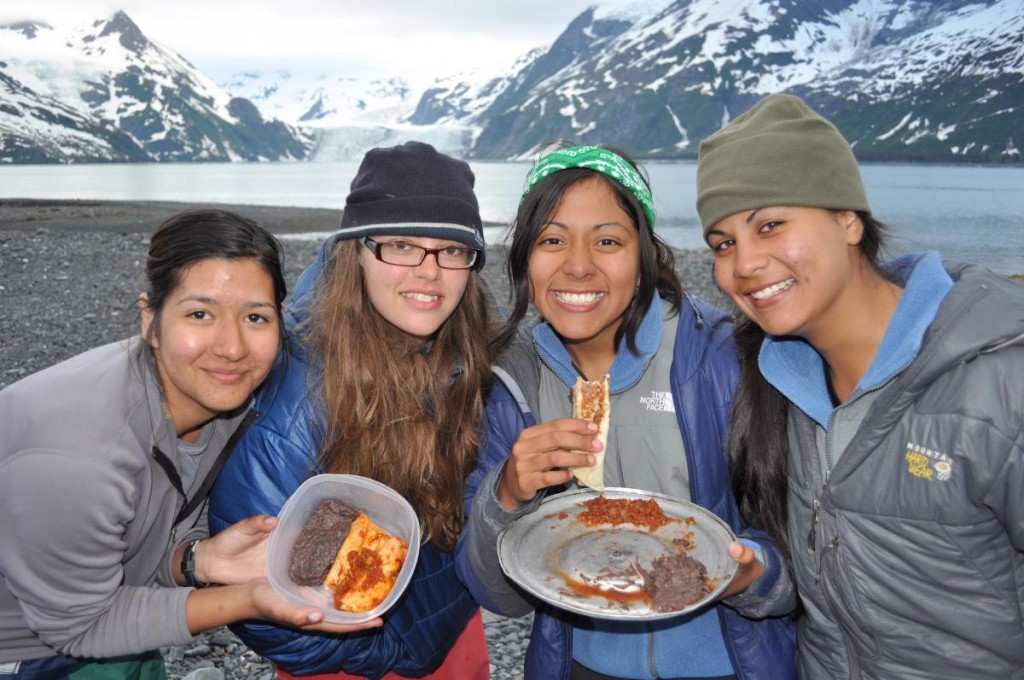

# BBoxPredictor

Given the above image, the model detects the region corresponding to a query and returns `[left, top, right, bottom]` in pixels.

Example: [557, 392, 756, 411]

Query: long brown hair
[727, 211, 889, 572]
[301, 239, 495, 549]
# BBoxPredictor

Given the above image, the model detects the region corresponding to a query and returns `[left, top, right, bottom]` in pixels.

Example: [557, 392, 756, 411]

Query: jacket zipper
[813, 451, 860, 678]
[807, 497, 821, 556]
[670, 322, 741, 680]
[807, 407, 836, 564]
[809, 376, 895, 562]
[647, 622, 657, 678]
[813, 395, 883, 677]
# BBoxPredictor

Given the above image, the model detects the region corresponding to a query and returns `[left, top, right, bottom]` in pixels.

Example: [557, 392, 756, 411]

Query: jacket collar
[284, 235, 337, 336]
[532, 291, 663, 392]
[130, 338, 180, 453]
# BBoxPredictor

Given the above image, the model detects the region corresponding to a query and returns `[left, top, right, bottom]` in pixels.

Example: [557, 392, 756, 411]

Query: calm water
[0, 161, 1021, 274]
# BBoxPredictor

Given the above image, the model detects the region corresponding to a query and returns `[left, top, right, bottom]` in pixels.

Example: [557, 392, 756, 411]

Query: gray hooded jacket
[0, 339, 250, 662]
[773, 262, 1024, 679]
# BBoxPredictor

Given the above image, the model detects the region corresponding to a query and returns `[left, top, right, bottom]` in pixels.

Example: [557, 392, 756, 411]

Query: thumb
[234, 514, 279, 536]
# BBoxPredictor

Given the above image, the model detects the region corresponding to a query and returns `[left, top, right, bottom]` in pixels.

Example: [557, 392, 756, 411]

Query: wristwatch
[180, 539, 211, 588]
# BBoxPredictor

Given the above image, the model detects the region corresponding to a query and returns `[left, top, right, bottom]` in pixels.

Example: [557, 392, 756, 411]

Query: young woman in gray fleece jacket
[0, 210, 375, 680]
[699, 93, 1024, 679]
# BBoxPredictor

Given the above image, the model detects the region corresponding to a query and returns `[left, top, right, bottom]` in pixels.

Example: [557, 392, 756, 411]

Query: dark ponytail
[726, 211, 890, 575]
[728, 316, 792, 569]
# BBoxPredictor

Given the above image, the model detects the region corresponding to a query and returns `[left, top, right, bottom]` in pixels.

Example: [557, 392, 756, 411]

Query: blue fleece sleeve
[209, 361, 476, 676]
[455, 381, 543, 618]
[724, 529, 797, 618]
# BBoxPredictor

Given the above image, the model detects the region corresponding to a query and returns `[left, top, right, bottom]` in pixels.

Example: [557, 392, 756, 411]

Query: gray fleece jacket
[0, 339, 250, 662]
[759, 255, 1024, 679]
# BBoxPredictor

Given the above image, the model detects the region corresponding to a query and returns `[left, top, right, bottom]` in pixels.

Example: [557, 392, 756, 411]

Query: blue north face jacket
[456, 295, 797, 679]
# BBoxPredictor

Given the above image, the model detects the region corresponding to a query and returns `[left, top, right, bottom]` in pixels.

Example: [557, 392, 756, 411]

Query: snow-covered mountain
[0, 12, 311, 163]
[219, 66, 509, 161]
[217, 69, 475, 161]
[221, 70, 420, 127]
[228, 0, 1022, 164]
[455, 0, 1023, 162]
[2, 1, 1020, 164]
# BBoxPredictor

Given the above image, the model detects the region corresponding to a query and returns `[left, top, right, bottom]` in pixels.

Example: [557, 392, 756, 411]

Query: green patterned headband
[521, 145, 657, 229]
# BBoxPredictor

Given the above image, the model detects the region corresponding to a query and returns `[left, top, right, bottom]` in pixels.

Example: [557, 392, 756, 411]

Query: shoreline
[0, 197, 512, 237]
[4, 197, 1018, 278]
[0, 198, 345, 235]
[0, 197, 727, 382]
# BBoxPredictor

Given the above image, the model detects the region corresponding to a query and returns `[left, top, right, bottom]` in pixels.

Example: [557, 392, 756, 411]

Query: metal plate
[497, 487, 738, 620]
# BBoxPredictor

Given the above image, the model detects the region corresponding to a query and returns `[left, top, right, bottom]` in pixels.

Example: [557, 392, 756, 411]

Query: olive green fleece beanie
[696, 93, 871, 236]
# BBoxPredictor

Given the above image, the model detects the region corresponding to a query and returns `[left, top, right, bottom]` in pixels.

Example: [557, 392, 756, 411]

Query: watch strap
[180, 539, 210, 588]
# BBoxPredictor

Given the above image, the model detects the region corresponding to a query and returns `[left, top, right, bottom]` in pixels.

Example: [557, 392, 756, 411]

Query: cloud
[2, 0, 625, 81]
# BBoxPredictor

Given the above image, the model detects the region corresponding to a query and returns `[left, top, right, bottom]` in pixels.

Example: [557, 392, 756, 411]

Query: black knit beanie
[336, 141, 485, 266]
[697, 93, 871, 236]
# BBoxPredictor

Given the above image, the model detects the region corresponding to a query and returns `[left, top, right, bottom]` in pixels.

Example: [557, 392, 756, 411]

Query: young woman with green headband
[456, 144, 796, 680]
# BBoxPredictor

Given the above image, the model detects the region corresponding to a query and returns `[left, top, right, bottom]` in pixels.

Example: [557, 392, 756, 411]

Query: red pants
[275, 609, 490, 680]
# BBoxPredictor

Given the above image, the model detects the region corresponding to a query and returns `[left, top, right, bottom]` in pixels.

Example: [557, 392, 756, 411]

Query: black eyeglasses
[360, 237, 479, 270]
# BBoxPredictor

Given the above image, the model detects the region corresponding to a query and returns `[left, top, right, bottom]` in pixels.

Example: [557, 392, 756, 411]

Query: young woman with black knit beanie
[699, 93, 1024, 679]
[209, 142, 497, 679]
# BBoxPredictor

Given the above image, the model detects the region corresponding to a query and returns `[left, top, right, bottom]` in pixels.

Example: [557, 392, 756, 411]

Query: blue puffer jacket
[456, 296, 797, 679]
[209, 235, 478, 678]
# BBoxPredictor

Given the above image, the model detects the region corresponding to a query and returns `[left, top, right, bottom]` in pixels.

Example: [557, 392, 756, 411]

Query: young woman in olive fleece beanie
[698, 93, 1024, 679]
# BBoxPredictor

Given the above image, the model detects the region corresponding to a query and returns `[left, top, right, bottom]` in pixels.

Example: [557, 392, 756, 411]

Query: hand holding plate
[245, 579, 384, 633]
[196, 514, 278, 586]
[716, 541, 763, 599]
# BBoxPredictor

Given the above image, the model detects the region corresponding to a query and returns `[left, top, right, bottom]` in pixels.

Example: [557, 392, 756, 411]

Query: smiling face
[358, 235, 471, 342]
[707, 206, 864, 343]
[141, 257, 280, 441]
[528, 176, 641, 370]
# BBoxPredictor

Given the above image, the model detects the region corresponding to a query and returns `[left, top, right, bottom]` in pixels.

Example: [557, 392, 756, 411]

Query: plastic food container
[266, 473, 421, 623]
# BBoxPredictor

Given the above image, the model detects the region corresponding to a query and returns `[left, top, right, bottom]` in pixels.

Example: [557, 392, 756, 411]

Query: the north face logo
[639, 391, 674, 413]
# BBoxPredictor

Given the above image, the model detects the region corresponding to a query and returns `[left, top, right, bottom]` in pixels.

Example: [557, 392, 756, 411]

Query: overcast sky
[1, 0, 639, 82]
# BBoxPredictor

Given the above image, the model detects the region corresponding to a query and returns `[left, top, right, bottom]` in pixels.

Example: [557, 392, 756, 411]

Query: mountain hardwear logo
[639, 391, 674, 413]
[904, 442, 952, 482]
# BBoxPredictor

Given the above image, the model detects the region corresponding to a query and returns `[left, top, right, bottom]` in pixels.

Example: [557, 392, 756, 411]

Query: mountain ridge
[0, 11, 311, 163]
[1, 1, 1020, 164]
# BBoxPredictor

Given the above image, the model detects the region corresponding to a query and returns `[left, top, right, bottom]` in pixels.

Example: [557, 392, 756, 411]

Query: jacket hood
[492, 294, 732, 414]
[913, 261, 1024, 388]
[284, 235, 338, 337]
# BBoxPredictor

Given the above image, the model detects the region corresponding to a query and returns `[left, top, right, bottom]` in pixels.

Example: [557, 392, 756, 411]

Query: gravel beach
[0, 199, 722, 679]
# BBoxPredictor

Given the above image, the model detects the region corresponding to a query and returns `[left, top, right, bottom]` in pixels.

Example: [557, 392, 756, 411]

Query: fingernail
[308, 611, 323, 623]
